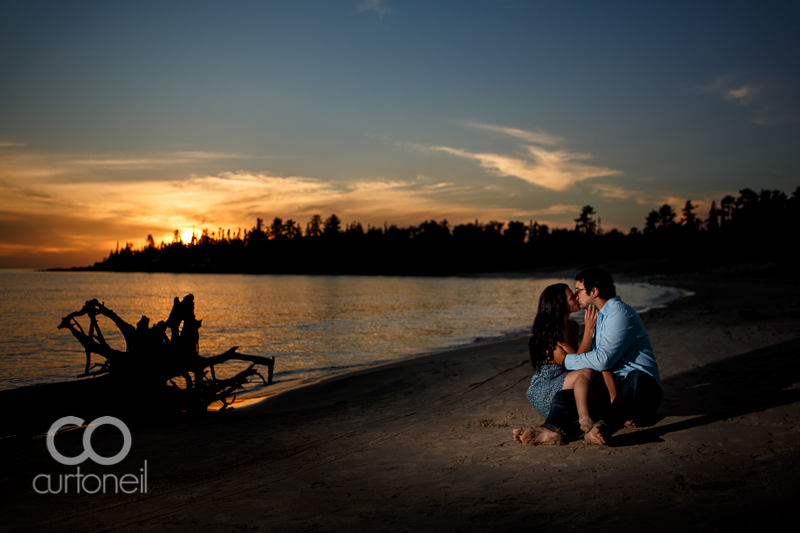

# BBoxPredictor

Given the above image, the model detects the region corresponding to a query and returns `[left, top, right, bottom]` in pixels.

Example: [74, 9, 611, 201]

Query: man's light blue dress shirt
[564, 296, 662, 390]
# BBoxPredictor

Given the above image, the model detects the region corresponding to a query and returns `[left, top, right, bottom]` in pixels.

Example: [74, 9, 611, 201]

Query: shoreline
[219, 280, 691, 410]
[224, 277, 691, 411]
[0, 272, 685, 398]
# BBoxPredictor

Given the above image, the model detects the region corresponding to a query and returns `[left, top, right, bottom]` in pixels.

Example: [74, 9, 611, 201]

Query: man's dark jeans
[542, 370, 662, 433]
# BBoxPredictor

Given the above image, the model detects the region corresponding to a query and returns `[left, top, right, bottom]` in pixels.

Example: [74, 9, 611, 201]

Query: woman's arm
[578, 305, 598, 354]
[556, 321, 580, 357]
[568, 320, 579, 347]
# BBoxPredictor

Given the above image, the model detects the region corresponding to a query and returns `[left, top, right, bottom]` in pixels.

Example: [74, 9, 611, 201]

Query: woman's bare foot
[513, 427, 565, 445]
[624, 420, 637, 428]
[579, 416, 595, 434]
[583, 423, 609, 445]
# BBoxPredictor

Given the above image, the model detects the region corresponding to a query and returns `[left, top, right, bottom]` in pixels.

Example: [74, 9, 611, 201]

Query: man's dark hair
[576, 267, 616, 300]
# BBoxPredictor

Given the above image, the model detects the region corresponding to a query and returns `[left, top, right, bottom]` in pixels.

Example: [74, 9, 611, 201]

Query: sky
[1, 0, 799, 268]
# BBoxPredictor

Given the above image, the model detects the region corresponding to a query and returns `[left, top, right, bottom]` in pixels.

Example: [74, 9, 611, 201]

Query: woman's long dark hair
[529, 283, 569, 371]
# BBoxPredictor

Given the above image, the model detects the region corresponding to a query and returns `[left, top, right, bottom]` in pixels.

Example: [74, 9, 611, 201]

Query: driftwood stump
[57, 294, 275, 412]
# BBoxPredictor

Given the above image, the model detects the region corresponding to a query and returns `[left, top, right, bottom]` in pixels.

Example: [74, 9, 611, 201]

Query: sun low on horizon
[1, 1, 798, 269]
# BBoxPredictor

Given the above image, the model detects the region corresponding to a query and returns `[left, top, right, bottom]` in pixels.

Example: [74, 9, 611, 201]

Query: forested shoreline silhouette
[70, 187, 799, 276]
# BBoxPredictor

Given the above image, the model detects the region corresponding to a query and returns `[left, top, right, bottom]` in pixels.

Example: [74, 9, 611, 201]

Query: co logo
[46, 416, 132, 466]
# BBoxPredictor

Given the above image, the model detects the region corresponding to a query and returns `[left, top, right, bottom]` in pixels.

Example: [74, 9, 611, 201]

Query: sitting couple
[513, 267, 663, 445]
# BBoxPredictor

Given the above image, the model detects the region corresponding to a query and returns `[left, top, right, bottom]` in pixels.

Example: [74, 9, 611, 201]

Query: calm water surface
[0, 270, 683, 393]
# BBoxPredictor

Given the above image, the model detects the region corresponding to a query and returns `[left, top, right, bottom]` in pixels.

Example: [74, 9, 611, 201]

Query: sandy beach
[2, 275, 800, 531]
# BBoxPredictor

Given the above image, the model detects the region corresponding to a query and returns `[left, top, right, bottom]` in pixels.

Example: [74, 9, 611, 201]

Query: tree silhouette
[306, 215, 322, 237]
[736, 188, 759, 209]
[346, 221, 364, 235]
[246, 219, 268, 249]
[574, 206, 597, 234]
[270, 217, 284, 239]
[657, 204, 676, 228]
[503, 221, 527, 245]
[453, 220, 483, 242]
[415, 220, 450, 241]
[719, 195, 735, 226]
[283, 219, 302, 239]
[681, 200, 700, 232]
[324, 214, 342, 236]
[706, 200, 720, 231]
[528, 221, 549, 241]
[644, 210, 659, 234]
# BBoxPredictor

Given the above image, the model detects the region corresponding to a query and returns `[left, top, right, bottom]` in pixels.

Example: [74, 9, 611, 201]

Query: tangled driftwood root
[58, 294, 274, 412]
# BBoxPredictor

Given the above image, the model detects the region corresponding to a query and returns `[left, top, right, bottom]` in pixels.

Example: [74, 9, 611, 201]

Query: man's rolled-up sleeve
[564, 307, 637, 372]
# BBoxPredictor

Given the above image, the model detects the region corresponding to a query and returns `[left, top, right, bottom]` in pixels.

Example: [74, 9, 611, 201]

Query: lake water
[0, 270, 684, 395]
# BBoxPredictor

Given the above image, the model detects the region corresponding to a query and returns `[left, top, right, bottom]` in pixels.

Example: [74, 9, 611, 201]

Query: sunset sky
[1, 1, 799, 268]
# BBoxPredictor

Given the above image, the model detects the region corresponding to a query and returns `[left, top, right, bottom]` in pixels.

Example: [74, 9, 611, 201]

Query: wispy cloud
[461, 121, 563, 146]
[422, 182, 456, 190]
[592, 183, 636, 199]
[528, 204, 582, 216]
[0, 148, 278, 181]
[592, 184, 656, 205]
[0, 141, 26, 148]
[418, 123, 621, 191]
[427, 144, 621, 192]
[0, 184, 52, 200]
[68, 151, 267, 169]
[358, 0, 391, 18]
[701, 74, 760, 105]
[700, 73, 800, 124]
[723, 84, 758, 105]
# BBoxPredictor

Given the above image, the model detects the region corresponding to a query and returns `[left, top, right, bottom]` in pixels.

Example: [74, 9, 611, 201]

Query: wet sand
[2, 276, 800, 531]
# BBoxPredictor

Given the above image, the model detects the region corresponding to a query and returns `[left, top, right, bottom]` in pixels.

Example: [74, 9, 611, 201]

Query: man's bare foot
[579, 416, 595, 434]
[513, 427, 565, 445]
[624, 420, 637, 428]
[583, 423, 610, 445]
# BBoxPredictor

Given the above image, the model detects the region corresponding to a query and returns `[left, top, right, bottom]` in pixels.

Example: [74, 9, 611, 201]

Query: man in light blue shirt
[519, 267, 663, 446]
[562, 293, 662, 392]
